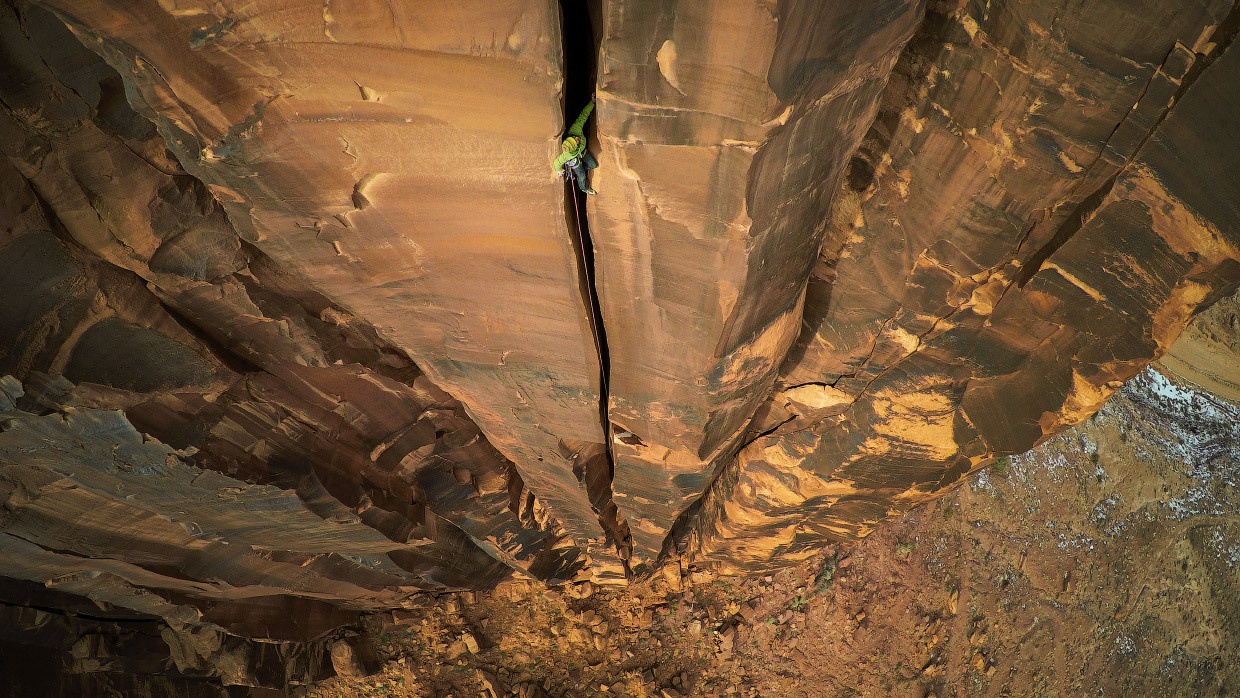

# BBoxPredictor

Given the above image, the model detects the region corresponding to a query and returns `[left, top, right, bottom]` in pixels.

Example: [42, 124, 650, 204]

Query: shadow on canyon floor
[306, 366, 1240, 698]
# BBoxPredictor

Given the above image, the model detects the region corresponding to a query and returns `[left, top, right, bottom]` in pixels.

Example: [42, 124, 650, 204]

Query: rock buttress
[1, 1, 586, 595]
[29, 0, 626, 576]
[589, 0, 926, 563]
[691, 0, 1240, 572]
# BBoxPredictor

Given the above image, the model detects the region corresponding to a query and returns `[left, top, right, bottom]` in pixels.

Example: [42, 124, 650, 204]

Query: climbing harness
[562, 157, 597, 195]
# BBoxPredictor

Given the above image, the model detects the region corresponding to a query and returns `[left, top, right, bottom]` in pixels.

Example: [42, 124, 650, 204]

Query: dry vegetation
[309, 368, 1240, 697]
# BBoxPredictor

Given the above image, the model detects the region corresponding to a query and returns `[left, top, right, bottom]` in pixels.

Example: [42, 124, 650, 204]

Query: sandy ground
[306, 366, 1240, 697]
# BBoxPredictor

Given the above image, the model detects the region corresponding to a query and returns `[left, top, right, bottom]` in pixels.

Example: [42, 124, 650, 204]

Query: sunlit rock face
[590, 0, 926, 564]
[689, 0, 1240, 571]
[1, 0, 1240, 686]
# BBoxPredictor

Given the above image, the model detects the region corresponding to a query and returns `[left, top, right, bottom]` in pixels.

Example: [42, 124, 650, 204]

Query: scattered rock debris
[309, 369, 1240, 697]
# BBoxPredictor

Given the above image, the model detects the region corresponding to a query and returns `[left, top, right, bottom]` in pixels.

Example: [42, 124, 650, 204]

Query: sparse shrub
[814, 558, 837, 592]
[992, 456, 1011, 478]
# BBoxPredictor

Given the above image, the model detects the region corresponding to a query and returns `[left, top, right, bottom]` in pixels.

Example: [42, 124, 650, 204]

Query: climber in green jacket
[553, 100, 597, 195]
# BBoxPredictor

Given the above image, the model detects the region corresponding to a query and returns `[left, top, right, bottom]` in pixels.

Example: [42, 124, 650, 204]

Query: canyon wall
[24, 0, 627, 576]
[689, 0, 1240, 571]
[0, 0, 585, 652]
[1159, 290, 1240, 403]
[2, 0, 1239, 689]
[590, 0, 925, 563]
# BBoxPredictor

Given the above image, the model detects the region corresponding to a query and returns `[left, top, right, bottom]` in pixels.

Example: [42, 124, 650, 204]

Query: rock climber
[553, 99, 597, 195]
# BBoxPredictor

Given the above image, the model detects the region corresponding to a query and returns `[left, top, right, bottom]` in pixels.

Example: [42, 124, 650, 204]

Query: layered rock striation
[1, 0, 1239, 687]
[23, 0, 626, 575]
[1, 1, 584, 661]
[689, 0, 1240, 570]
[590, 0, 926, 563]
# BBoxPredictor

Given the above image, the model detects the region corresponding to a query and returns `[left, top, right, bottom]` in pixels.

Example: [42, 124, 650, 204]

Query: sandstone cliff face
[689, 0, 1240, 571]
[1159, 290, 1240, 403]
[2, 0, 1240, 689]
[24, 0, 625, 574]
[0, 0, 584, 642]
[591, 0, 925, 563]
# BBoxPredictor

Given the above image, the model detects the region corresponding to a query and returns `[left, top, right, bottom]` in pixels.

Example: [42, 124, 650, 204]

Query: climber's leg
[571, 160, 596, 195]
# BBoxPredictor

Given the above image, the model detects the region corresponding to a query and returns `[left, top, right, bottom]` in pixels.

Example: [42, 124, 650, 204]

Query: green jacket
[552, 100, 594, 172]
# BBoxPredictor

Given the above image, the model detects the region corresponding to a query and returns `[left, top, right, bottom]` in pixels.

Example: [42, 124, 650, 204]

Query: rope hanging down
[567, 169, 608, 396]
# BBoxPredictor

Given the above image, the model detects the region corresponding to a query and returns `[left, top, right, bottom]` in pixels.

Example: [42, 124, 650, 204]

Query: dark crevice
[1015, 176, 1116, 287]
[561, 0, 597, 128]
[738, 414, 797, 451]
[560, 0, 606, 418]
[560, 0, 631, 569]
[1016, 6, 1240, 288]
[0, 600, 159, 625]
[568, 187, 610, 435]
[148, 293, 264, 377]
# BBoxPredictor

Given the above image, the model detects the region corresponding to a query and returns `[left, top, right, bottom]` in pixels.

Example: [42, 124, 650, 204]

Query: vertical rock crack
[560, 0, 634, 570]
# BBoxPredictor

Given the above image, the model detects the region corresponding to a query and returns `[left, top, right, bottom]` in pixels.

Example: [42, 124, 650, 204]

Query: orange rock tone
[1, 0, 1240, 688]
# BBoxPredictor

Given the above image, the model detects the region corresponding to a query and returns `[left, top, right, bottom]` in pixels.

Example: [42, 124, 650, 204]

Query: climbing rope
[566, 166, 609, 397]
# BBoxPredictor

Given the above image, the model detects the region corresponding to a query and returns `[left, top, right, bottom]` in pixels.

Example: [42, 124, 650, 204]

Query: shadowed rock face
[0, 376, 353, 688]
[2, 0, 1240, 688]
[0, 4, 584, 677]
[14, 0, 625, 578]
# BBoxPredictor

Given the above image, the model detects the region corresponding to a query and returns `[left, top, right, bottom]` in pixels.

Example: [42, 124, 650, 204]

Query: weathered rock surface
[2, 0, 1240, 688]
[0, 0, 587, 656]
[25, 0, 623, 575]
[689, 0, 1240, 571]
[591, 0, 926, 562]
[0, 376, 352, 690]
[1159, 290, 1240, 403]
